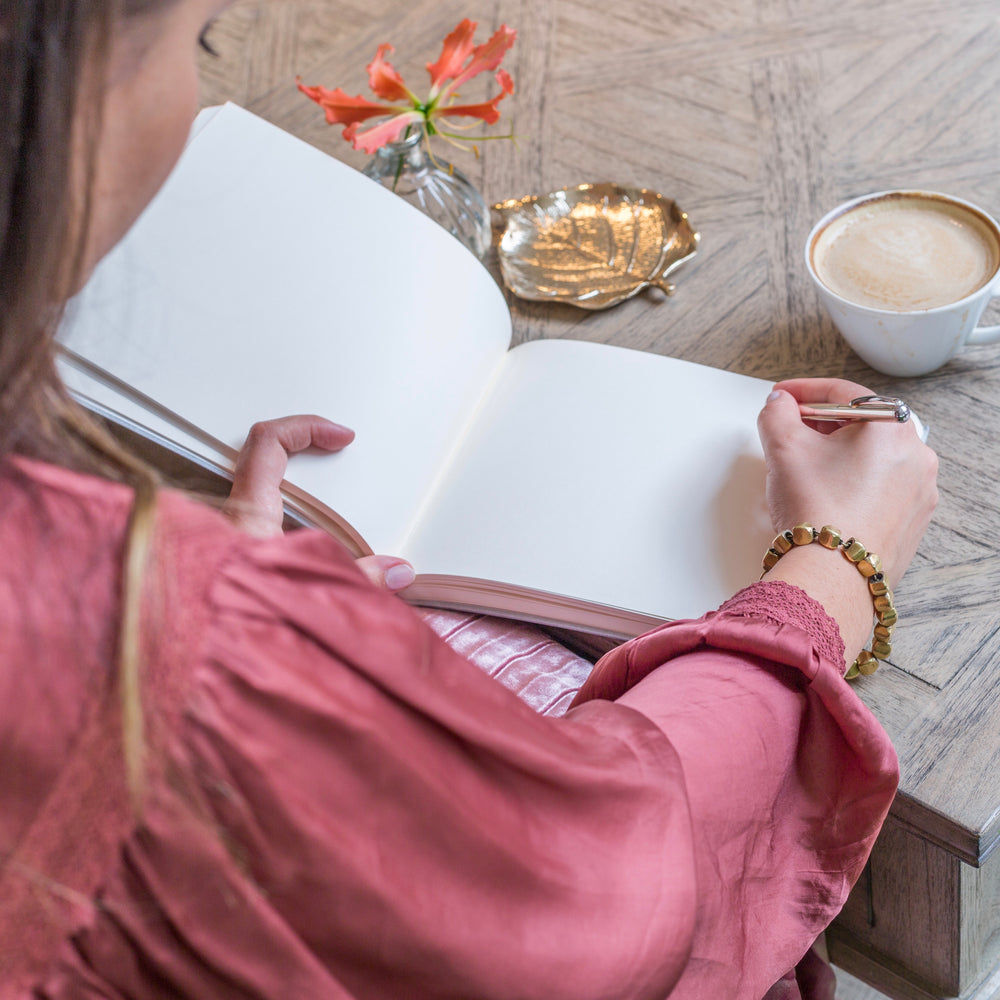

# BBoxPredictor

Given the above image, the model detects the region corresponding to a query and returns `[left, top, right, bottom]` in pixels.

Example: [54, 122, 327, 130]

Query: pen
[798, 395, 910, 424]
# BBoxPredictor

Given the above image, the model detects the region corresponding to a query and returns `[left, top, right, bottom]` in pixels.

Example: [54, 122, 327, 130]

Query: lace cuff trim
[717, 580, 846, 669]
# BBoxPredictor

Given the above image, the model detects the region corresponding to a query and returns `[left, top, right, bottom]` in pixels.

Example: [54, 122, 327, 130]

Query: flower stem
[392, 125, 413, 191]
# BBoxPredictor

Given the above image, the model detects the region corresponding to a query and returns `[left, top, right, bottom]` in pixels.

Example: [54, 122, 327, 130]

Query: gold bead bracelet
[760, 523, 896, 680]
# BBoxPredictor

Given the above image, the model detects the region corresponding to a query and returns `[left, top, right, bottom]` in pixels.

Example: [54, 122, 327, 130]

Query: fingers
[756, 385, 846, 451]
[241, 415, 355, 462]
[355, 555, 416, 592]
[223, 417, 418, 594]
[756, 387, 807, 452]
[224, 415, 355, 538]
[764, 377, 882, 436]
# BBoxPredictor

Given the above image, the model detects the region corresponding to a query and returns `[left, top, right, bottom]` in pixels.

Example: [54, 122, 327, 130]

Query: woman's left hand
[222, 414, 415, 592]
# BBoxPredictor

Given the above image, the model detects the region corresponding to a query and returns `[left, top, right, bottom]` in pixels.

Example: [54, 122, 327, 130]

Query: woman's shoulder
[0, 453, 373, 661]
[2, 453, 229, 541]
[2, 450, 355, 563]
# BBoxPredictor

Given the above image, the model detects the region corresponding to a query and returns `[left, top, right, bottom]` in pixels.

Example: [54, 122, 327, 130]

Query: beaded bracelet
[759, 523, 897, 680]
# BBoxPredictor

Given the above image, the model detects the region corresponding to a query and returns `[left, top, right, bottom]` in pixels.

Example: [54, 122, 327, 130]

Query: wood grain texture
[191, 2, 1000, 996]
[832, 817, 964, 994]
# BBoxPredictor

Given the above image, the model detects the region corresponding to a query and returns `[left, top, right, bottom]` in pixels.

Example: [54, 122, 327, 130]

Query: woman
[0, 1, 938, 998]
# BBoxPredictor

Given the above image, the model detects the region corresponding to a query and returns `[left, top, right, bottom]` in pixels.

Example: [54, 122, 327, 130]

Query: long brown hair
[1, 0, 178, 813]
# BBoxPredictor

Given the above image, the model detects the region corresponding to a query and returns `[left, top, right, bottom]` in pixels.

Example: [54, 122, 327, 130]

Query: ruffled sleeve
[572, 580, 899, 999]
[193, 528, 712, 999]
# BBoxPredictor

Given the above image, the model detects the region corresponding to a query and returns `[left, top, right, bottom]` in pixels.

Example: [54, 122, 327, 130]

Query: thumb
[756, 388, 805, 455]
[355, 555, 416, 592]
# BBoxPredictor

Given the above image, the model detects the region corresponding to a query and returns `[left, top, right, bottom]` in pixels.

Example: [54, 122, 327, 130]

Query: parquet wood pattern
[193, 2, 1000, 996]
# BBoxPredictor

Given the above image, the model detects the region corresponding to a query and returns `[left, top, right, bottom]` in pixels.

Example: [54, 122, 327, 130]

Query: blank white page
[59, 103, 511, 553]
[403, 339, 775, 620]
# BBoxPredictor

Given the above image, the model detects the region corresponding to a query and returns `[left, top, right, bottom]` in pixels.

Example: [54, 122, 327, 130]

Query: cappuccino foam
[812, 195, 999, 311]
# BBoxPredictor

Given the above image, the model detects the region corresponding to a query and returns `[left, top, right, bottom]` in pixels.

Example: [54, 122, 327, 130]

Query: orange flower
[297, 19, 516, 155]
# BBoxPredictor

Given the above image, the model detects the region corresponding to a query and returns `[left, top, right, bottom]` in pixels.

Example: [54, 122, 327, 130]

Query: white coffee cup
[805, 190, 1000, 377]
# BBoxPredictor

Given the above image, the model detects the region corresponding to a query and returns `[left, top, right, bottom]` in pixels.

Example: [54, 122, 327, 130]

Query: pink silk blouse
[0, 457, 898, 998]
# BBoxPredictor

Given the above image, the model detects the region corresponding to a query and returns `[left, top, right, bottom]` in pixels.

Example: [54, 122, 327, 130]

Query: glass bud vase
[361, 127, 492, 259]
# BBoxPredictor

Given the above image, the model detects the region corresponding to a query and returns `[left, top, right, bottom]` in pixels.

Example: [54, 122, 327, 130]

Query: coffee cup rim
[805, 189, 1000, 316]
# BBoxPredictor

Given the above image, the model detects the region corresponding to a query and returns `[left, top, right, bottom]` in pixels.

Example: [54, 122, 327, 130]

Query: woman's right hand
[757, 378, 938, 585]
[756, 379, 938, 660]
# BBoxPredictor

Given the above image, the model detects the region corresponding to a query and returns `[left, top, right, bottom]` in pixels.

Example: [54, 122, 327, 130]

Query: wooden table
[196, 2, 1000, 996]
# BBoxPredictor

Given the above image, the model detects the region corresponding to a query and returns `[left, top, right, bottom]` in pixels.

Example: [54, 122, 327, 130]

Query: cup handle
[967, 281, 1000, 345]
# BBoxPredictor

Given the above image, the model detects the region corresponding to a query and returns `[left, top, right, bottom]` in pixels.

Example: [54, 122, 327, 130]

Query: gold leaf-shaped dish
[494, 183, 699, 310]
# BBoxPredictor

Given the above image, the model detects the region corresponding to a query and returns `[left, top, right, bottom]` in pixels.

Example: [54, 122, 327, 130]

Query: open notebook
[58, 102, 775, 639]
